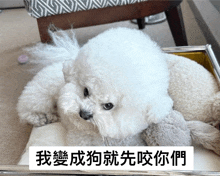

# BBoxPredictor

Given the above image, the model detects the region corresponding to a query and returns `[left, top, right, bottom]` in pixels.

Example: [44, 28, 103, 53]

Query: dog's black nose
[79, 110, 93, 120]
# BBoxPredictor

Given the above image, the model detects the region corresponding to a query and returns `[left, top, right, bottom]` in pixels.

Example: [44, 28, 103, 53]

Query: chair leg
[137, 18, 145, 30]
[165, 5, 188, 46]
[37, 18, 51, 43]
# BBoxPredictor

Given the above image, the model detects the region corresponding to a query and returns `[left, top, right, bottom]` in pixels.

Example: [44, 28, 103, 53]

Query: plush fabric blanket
[18, 122, 220, 172]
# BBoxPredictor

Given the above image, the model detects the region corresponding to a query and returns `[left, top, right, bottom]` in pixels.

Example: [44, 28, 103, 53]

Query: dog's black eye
[103, 103, 114, 110]
[84, 87, 89, 97]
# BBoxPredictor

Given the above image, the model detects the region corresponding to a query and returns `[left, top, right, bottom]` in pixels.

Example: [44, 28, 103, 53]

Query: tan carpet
[0, 0, 207, 165]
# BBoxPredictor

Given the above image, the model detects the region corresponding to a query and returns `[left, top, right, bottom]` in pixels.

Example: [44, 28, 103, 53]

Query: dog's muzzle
[79, 110, 93, 120]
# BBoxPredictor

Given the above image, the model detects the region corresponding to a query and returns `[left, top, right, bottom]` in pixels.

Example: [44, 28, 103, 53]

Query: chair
[24, 0, 188, 46]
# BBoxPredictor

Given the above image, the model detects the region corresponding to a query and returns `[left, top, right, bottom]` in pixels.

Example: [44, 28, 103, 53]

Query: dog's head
[61, 28, 173, 139]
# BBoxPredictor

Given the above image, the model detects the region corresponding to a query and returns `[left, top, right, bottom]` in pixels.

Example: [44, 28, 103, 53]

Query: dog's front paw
[145, 105, 165, 124]
[58, 83, 80, 113]
[145, 97, 173, 125]
[27, 113, 59, 127]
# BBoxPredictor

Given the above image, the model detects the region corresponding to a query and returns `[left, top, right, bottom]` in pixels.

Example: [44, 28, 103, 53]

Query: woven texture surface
[24, 0, 149, 18]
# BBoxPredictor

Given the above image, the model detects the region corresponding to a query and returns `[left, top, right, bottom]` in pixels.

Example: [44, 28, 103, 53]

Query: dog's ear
[57, 83, 81, 129]
[58, 83, 80, 115]
[62, 60, 75, 83]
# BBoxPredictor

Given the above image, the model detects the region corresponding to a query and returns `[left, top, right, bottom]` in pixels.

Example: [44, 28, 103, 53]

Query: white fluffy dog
[17, 27, 173, 145]
[17, 27, 220, 151]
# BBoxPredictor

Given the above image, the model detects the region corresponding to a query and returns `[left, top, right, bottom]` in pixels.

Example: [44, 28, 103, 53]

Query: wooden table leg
[165, 5, 188, 46]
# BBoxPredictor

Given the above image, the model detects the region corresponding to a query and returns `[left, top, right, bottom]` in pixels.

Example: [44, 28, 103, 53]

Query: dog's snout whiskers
[91, 117, 109, 146]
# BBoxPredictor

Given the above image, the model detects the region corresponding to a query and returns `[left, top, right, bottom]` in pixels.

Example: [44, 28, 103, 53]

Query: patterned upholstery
[24, 0, 149, 18]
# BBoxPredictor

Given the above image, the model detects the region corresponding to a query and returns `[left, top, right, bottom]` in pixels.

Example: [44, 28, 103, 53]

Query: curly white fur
[62, 27, 173, 139]
[17, 30, 80, 126]
[17, 27, 173, 142]
[167, 54, 220, 124]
